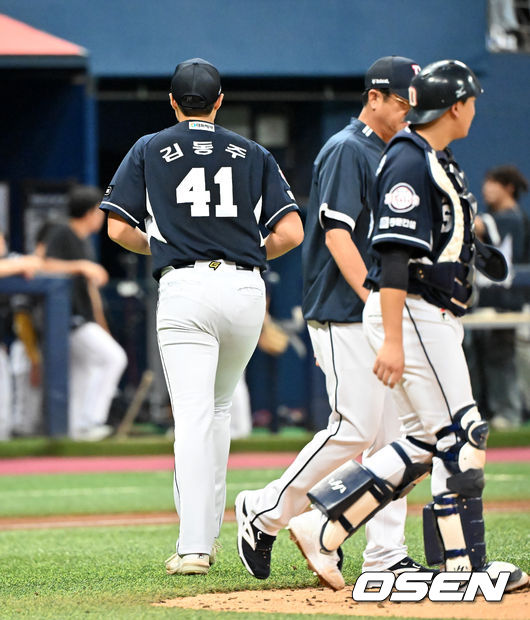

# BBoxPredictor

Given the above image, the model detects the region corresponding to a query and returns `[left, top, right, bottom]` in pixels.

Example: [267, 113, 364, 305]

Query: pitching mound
[154, 586, 530, 618]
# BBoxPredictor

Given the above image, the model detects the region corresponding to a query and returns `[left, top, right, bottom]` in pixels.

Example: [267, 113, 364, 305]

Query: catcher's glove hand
[258, 316, 289, 356]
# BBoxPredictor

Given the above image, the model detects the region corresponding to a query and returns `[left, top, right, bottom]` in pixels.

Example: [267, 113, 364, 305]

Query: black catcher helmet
[406, 59, 483, 124]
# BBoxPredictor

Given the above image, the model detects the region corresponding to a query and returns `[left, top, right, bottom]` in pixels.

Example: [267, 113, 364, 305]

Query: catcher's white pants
[157, 262, 265, 556]
[244, 321, 408, 571]
[69, 322, 127, 437]
[0, 346, 11, 440]
[362, 292, 475, 498]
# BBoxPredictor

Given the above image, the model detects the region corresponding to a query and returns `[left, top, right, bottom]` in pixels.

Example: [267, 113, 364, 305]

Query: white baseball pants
[157, 261, 265, 556]
[69, 322, 127, 438]
[0, 346, 11, 440]
[230, 374, 253, 440]
[10, 340, 42, 435]
[244, 321, 408, 571]
[362, 292, 475, 497]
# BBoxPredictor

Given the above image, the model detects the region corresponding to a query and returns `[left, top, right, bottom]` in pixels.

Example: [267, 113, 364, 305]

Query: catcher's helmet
[406, 60, 483, 125]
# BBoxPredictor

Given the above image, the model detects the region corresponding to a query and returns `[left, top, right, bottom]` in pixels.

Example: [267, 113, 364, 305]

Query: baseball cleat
[209, 539, 222, 565]
[387, 556, 435, 575]
[165, 552, 210, 575]
[484, 561, 530, 593]
[288, 509, 345, 591]
[235, 491, 276, 579]
[363, 555, 437, 590]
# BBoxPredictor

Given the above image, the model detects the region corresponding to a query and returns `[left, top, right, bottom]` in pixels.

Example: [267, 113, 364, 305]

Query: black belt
[176, 263, 254, 271]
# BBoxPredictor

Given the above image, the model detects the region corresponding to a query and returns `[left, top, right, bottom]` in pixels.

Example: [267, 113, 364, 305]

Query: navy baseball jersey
[101, 120, 299, 280]
[366, 127, 476, 316]
[302, 119, 386, 323]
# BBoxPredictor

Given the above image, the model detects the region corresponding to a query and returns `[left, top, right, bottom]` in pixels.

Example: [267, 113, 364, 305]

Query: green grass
[1, 424, 529, 458]
[0, 512, 528, 619]
[0, 462, 528, 518]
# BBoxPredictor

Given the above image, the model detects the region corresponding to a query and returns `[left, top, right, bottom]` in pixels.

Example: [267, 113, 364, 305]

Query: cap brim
[391, 87, 410, 100]
[405, 105, 450, 124]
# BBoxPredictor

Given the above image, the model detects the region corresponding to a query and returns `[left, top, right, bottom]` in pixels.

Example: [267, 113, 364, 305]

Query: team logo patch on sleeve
[384, 183, 420, 213]
[104, 185, 114, 198]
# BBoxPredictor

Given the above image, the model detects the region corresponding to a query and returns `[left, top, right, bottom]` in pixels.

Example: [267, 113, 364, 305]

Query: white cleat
[484, 561, 530, 593]
[288, 509, 345, 591]
[165, 552, 210, 575]
[209, 539, 222, 565]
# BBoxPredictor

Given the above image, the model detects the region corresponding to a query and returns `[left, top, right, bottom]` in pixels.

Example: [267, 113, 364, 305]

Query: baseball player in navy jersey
[236, 57, 428, 590]
[302, 60, 528, 591]
[100, 58, 303, 576]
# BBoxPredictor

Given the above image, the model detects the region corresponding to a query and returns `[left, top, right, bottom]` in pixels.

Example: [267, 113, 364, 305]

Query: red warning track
[0, 447, 528, 476]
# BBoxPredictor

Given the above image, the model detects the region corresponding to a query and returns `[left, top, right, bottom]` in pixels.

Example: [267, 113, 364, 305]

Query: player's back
[143, 120, 271, 274]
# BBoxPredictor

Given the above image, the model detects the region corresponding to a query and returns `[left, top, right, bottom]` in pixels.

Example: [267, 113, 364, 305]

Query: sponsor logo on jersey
[384, 183, 420, 213]
[352, 571, 510, 603]
[104, 185, 114, 197]
[189, 121, 215, 132]
[379, 216, 417, 230]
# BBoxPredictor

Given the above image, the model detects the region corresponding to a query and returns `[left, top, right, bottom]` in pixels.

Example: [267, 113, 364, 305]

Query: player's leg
[308, 294, 469, 551]
[161, 266, 265, 576]
[0, 345, 11, 439]
[10, 340, 42, 436]
[238, 322, 387, 580]
[310, 294, 528, 589]
[362, 387, 408, 572]
[229, 374, 252, 440]
[213, 270, 265, 544]
[68, 322, 127, 438]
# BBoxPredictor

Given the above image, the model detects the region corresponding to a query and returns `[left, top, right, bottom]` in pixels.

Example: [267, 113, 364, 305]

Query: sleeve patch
[384, 182, 420, 213]
[379, 216, 417, 230]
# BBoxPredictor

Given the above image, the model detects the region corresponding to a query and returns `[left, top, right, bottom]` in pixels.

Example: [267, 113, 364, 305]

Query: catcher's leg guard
[307, 460, 393, 551]
[423, 404, 489, 571]
[423, 494, 486, 571]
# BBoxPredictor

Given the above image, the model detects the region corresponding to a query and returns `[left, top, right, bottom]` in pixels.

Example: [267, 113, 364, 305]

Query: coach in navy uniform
[101, 58, 303, 576]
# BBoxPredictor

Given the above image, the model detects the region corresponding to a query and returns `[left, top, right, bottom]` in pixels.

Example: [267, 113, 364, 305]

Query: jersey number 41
[176, 167, 236, 217]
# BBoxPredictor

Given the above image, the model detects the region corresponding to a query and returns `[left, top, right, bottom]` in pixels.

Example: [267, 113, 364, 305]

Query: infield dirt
[154, 584, 530, 618]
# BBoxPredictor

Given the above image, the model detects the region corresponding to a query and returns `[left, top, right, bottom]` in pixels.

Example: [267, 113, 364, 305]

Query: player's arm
[87, 281, 110, 333]
[107, 212, 151, 255]
[373, 244, 411, 388]
[0, 255, 43, 279]
[41, 258, 109, 287]
[325, 228, 369, 303]
[264, 211, 303, 259]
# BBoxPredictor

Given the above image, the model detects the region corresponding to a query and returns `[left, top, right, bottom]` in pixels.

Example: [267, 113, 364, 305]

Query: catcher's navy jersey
[302, 119, 386, 323]
[101, 120, 299, 280]
[366, 128, 476, 315]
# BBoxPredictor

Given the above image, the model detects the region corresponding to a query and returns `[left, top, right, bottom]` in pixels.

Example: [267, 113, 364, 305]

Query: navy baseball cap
[364, 56, 421, 100]
[170, 58, 221, 109]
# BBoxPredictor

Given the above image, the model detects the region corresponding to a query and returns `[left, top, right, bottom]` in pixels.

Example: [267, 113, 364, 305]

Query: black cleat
[235, 491, 276, 579]
[387, 556, 436, 575]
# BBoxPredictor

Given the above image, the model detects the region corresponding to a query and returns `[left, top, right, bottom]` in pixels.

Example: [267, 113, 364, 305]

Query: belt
[161, 260, 256, 277]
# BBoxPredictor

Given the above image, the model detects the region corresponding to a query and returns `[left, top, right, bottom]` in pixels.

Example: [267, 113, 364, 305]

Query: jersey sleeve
[260, 150, 299, 231]
[371, 145, 433, 254]
[317, 142, 364, 234]
[100, 135, 153, 227]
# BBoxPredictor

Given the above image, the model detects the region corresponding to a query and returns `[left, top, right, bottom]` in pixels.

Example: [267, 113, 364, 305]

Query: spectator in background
[44, 186, 127, 441]
[469, 165, 529, 429]
[0, 230, 43, 439]
[488, 0, 521, 50]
